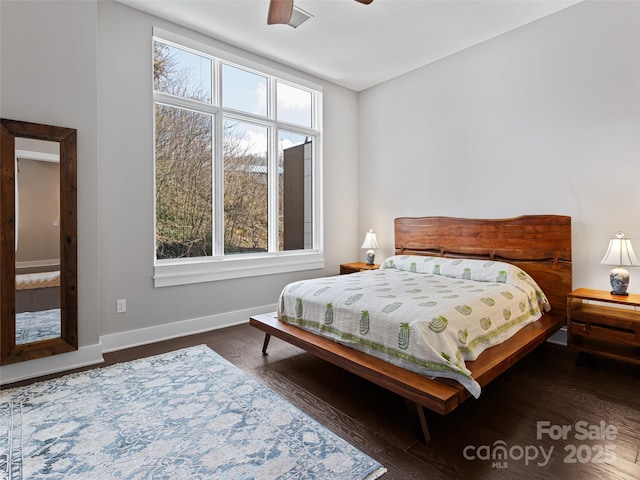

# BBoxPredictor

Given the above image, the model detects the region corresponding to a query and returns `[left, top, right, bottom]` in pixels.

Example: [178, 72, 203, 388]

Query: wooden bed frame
[250, 215, 572, 441]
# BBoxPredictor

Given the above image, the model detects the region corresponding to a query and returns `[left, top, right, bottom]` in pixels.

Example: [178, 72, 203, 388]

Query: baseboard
[0, 344, 104, 386]
[100, 304, 277, 353]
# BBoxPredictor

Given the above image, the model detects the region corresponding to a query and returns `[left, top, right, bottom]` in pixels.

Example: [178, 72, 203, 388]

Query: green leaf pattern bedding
[278, 256, 550, 398]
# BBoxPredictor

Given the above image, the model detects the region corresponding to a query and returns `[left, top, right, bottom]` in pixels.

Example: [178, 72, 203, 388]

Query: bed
[250, 215, 572, 441]
[16, 271, 61, 314]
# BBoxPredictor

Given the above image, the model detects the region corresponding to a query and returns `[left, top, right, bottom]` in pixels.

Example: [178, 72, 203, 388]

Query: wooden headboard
[394, 215, 572, 315]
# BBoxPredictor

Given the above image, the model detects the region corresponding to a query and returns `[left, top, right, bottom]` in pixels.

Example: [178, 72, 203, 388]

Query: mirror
[1, 119, 77, 365]
[16, 138, 61, 345]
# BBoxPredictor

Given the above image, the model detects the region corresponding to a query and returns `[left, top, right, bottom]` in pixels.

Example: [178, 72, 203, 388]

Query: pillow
[380, 255, 550, 312]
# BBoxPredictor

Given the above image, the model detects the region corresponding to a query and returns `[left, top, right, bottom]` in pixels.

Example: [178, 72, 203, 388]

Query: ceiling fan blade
[268, 0, 294, 25]
[355, 0, 374, 4]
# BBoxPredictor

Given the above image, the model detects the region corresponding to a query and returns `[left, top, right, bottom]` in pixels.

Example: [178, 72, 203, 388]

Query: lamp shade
[361, 229, 379, 250]
[600, 232, 639, 266]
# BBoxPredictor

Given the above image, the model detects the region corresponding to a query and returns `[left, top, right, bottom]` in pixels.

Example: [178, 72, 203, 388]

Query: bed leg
[404, 399, 431, 443]
[261, 333, 272, 355]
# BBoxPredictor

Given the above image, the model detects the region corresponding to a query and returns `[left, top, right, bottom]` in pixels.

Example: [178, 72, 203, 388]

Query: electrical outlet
[116, 299, 127, 314]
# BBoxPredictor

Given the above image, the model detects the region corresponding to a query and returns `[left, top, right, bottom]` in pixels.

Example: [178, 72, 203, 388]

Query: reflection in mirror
[15, 139, 62, 344]
[1, 119, 77, 365]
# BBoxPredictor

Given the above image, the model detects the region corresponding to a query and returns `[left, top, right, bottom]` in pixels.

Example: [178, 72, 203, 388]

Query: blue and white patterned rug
[15, 308, 61, 344]
[0, 345, 385, 480]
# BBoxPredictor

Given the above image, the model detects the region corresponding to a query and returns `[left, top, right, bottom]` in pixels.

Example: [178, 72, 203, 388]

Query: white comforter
[278, 255, 550, 398]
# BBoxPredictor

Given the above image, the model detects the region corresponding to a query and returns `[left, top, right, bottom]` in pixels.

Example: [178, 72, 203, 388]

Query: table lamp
[361, 229, 379, 266]
[600, 231, 639, 296]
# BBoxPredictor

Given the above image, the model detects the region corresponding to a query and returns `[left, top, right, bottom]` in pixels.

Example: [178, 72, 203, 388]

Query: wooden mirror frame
[1, 119, 77, 365]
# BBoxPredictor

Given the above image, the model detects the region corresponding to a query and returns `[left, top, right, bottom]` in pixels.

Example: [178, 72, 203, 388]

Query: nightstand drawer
[568, 320, 639, 347]
[570, 303, 640, 344]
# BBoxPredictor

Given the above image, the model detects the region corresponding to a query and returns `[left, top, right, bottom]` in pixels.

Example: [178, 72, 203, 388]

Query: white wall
[0, 0, 102, 382]
[96, 1, 359, 343]
[358, 0, 640, 292]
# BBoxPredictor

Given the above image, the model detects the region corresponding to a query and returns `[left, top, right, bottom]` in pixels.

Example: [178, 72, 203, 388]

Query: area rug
[0, 345, 385, 480]
[15, 308, 61, 344]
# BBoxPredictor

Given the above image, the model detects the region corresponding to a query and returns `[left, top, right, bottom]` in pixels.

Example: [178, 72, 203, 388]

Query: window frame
[152, 27, 324, 287]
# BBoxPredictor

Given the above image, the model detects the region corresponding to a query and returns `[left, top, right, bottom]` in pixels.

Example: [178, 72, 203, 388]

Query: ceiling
[118, 0, 581, 92]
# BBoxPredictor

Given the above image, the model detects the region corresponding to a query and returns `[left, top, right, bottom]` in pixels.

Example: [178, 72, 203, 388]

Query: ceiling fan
[268, 0, 374, 25]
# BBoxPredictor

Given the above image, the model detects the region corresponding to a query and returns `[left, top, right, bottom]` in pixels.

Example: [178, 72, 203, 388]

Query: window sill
[153, 251, 324, 287]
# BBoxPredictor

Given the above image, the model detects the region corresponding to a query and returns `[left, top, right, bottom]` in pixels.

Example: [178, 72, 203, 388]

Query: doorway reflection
[14, 138, 61, 344]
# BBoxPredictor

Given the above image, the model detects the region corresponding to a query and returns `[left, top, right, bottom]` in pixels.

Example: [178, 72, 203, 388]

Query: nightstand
[339, 262, 380, 275]
[566, 288, 640, 364]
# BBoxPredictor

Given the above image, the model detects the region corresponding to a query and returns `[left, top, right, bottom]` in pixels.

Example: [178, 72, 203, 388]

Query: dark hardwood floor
[5, 323, 640, 479]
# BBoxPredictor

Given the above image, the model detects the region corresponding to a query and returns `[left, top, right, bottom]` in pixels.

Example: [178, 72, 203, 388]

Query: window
[152, 29, 323, 286]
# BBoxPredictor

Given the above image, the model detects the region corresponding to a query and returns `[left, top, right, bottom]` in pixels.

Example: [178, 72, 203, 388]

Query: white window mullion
[213, 58, 224, 257]
[213, 113, 224, 257]
[312, 91, 323, 251]
[211, 59, 224, 257]
[211, 57, 224, 258]
[267, 126, 279, 253]
[267, 77, 278, 252]
[273, 121, 317, 138]
[153, 91, 218, 115]
[212, 57, 219, 109]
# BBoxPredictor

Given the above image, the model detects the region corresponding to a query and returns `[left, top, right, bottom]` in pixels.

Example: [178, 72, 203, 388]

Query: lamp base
[610, 291, 629, 296]
[365, 249, 375, 266]
[609, 266, 630, 296]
